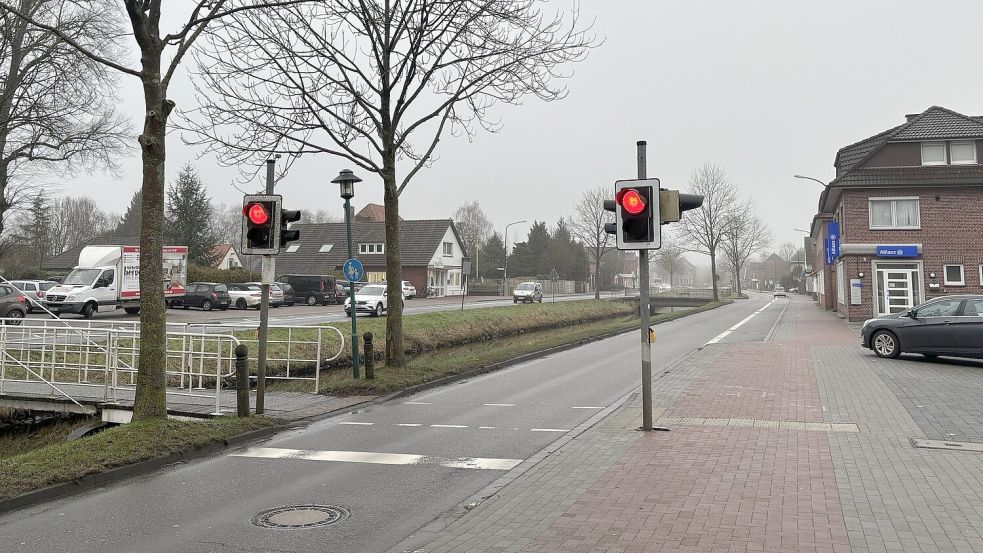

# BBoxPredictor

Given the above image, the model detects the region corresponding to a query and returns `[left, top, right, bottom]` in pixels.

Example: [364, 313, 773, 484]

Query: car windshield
[63, 269, 101, 286]
[517, 283, 536, 290]
[360, 285, 385, 296]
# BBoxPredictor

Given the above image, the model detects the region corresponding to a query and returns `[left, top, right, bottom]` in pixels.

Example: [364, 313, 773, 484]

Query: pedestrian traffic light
[605, 178, 660, 250]
[279, 209, 301, 248]
[241, 194, 281, 255]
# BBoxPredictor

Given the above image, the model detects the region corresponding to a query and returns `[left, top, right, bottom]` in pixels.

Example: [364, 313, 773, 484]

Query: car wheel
[374, 303, 383, 317]
[236, 299, 248, 310]
[307, 295, 317, 306]
[871, 330, 901, 359]
[81, 302, 96, 320]
[201, 299, 213, 312]
[5, 309, 24, 325]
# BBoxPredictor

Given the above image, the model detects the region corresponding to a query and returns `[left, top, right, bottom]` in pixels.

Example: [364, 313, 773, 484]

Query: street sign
[548, 268, 559, 280]
[343, 258, 364, 282]
[462, 259, 472, 276]
[876, 245, 918, 258]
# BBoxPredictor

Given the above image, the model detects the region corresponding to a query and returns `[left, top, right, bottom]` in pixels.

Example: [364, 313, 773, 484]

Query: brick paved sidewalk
[400, 296, 983, 553]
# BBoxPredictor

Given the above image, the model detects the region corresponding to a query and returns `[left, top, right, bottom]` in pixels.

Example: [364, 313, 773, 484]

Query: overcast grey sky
[57, 0, 983, 256]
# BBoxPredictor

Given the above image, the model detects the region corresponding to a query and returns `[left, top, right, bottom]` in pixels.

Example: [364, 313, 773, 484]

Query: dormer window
[950, 141, 977, 165]
[920, 142, 946, 165]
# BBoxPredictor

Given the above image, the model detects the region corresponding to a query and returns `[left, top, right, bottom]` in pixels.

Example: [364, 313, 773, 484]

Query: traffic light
[279, 209, 301, 248]
[658, 190, 705, 224]
[241, 194, 281, 255]
[605, 178, 660, 250]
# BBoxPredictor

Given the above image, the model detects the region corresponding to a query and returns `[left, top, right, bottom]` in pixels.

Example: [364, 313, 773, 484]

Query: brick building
[809, 106, 983, 321]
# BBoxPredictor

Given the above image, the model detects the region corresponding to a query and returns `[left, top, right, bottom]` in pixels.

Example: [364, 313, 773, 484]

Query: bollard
[363, 332, 375, 380]
[235, 344, 250, 417]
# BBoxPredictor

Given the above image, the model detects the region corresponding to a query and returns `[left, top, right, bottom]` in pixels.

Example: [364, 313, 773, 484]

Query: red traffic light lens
[618, 189, 646, 215]
[245, 203, 269, 225]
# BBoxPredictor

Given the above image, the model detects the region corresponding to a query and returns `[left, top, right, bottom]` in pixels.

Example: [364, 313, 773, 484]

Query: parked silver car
[9, 280, 57, 313]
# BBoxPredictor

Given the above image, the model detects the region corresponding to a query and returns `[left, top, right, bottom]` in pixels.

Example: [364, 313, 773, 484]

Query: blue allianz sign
[876, 245, 918, 258]
[824, 238, 834, 266]
[827, 221, 840, 259]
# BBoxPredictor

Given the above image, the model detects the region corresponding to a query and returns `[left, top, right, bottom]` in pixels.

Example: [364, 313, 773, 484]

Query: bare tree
[307, 209, 341, 224]
[678, 163, 739, 301]
[0, 0, 313, 419]
[0, 0, 128, 255]
[570, 185, 615, 299]
[213, 202, 243, 246]
[48, 195, 113, 254]
[721, 202, 771, 296]
[184, 1, 596, 367]
[454, 200, 492, 276]
[653, 238, 685, 288]
[777, 241, 798, 263]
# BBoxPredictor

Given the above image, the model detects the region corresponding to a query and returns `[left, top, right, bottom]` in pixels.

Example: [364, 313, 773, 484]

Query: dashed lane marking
[483, 403, 516, 407]
[705, 299, 777, 345]
[231, 447, 522, 470]
[338, 422, 374, 426]
[396, 423, 422, 427]
[530, 428, 570, 433]
[430, 424, 468, 428]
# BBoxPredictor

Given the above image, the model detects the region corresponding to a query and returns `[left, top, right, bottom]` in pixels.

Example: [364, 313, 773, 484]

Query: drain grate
[250, 505, 350, 529]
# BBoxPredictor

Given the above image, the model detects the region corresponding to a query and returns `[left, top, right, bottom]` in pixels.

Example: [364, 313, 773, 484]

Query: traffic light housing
[241, 194, 281, 255]
[658, 190, 705, 224]
[605, 178, 660, 250]
[279, 209, 301, 248]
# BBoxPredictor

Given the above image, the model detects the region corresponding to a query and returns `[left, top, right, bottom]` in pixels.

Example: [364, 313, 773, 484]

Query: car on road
[773, 286, 787, 298]
[227, 283, 262, 310]
[862, 295, 983, 359]
[245, 282, 284, 307]
[513, 282, 543, 304]
[9, 280, 57, 313]
[277, 274, 337, 306]
[177, 282, 231, 311]
[402, 280, 417, 299]
[344, 284, 388, 317]
[0, 283, 28, 324]
[277, 281, 297, 306]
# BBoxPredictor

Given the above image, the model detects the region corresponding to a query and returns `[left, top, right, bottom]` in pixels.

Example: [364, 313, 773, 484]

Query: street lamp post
[502, 220, 526, 296]
[333, 169, 362, 379]
[793, 174, 828, 188]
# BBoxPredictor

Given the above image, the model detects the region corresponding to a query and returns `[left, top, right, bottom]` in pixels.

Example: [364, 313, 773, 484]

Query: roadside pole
[636, 141, 653, 431]
[256, 157, 275, 414]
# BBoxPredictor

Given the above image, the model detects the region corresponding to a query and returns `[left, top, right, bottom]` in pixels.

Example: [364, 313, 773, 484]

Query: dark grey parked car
[0, 283, 28, 324]
[861, 295, 983, 359]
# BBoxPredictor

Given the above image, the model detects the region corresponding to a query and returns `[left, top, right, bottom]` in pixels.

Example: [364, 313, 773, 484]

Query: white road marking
[530, 428, 570, 433]
[396, 423, 422, 427]
[571, 406, 604, 410]
[483, 403, 516, 407]
[478, 426, 499, 429]
[338, 421, 374, 426]
[403, 401, 434, 405]
[431, 424, 468, 428]
[232, 447, 522, 470]
[705, 299, 777, 345]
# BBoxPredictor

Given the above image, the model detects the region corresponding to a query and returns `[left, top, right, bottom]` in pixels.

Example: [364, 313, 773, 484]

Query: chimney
[905, 113, 920, 123]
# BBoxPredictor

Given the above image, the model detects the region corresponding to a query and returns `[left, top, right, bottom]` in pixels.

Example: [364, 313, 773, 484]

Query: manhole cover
[250, 505, 350, 529]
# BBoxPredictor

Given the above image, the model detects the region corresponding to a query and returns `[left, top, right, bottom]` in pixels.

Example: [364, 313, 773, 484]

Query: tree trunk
[382, 152, 405, 367]
[709, 249, 720, 301]
[131, 65, 170, 420]
[593, 249, 600, 299]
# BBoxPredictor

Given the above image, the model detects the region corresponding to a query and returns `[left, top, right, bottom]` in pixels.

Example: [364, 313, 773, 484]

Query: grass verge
[0, 416, 273, 501]
[297, 300, 729, 396]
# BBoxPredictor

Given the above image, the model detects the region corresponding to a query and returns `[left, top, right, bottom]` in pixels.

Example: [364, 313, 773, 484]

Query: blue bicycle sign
[343, 258, 364, 282]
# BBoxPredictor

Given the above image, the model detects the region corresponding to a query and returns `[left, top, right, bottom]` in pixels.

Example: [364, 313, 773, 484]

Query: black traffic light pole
[256, 158, 276, 414]
[635, 141, 655, 432]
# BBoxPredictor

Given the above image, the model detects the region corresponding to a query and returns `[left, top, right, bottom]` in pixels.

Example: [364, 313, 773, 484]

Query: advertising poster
[120, 246, 188, 299]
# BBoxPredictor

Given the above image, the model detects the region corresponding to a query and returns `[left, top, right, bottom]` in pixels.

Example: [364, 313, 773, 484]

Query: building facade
[809, 106, 983, 321]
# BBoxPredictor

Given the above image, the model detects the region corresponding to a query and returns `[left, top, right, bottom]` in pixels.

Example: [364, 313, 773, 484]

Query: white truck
[43, 245, 188, 319]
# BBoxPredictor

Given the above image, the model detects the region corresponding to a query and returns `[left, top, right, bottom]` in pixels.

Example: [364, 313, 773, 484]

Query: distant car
[277, 282, 297, 306]
[178, 282, 231, 311]
[245, 282, 284, 307]
[277, 274, 337, 306]
[0, 283, 28, 324]
[344, 284, 388, 317]
[773, 286, 787, 298]
[401, 280, 417, 299]
[862, 295, 983, 359]
[9, 280, 57, 313]
[227, 283, 262, 310]
[513, 282, 543, 304]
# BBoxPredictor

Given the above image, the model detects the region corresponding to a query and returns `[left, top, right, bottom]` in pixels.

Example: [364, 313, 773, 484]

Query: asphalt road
[1, 292, 790, 553]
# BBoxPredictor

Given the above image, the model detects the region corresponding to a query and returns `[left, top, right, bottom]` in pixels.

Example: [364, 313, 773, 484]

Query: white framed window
[318, 244, 333, 253]
[285, 243, 300, 253]
[921, 142, 946, 165]
[442, 241, 453, 256]
[359, 243, 384, 254]
[868, 197, 920, 229]
[950, 141, 977, 165]
[944, 264, 965, 286]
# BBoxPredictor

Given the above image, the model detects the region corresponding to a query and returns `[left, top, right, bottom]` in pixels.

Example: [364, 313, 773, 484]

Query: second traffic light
[280, 209, 301, 248]
[604, 178, 661, 250]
